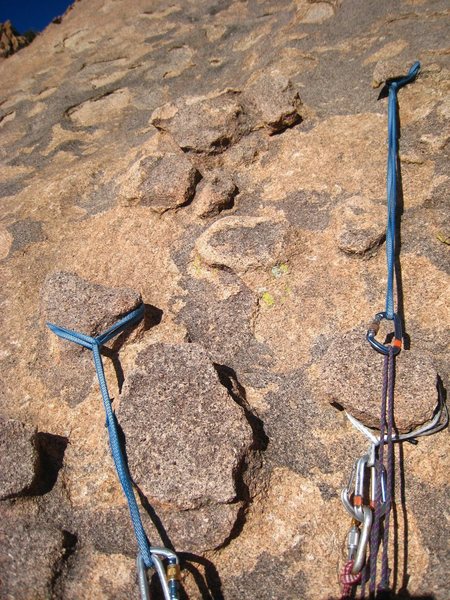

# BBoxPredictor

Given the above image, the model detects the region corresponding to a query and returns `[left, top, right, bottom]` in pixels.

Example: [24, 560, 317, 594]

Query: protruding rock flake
[335, 195, 385, 255]
[118, 342, 253, 510]
[151, 91, 252, 154]
[120, 151, 201, 212]
[138, 154, 201, 212]
[295, 1, 336, 24]
[244, 71, 303, 135]
[372, 58, 415, 89]
[42, 271, 142, 335]
[195, 215, 290, 274]
[312, 327, 440, 432]
[66, 88, 132, 127]
[193, 171, 238, 218]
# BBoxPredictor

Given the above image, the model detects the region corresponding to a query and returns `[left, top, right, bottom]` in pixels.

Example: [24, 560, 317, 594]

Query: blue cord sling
[367, 61, 421, 355]
[385, 61, 421, 320]
[48, 306, 181, 600]
[47, 305, 155, 567]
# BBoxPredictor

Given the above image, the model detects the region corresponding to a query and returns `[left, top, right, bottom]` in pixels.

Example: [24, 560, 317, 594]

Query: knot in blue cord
[47, 303, 154, 568]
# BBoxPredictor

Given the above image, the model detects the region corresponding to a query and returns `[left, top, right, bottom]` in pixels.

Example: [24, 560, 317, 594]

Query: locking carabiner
[367, 311, 402, 355]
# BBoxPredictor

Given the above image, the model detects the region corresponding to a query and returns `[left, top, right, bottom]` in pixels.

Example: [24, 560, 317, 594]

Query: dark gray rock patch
[224, 550, 307, 600]
[0, 178, 27, 198]
[174, 275, 272, 374]
[7, 218, 46, 254]
[280, 191, 332, 231]
[0, 512, 67, 600]
[78, 180, 117, 216]
[0, 418, 39, 499]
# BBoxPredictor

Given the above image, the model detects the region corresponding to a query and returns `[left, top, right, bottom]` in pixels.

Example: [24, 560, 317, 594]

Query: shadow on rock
[32, 432, 69, 496]
[213, 363, 269, 453]
[103, 303, 163, 393]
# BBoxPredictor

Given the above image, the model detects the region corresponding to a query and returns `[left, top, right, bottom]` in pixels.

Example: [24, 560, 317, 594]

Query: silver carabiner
[346, 522, 360, 560]
[370, 461, 387, 516]
[341, 459, 360, 520]
[342, 454, 375, 522]
[137, 548, 180, 600]
[353, 454, 370, 522]
[367, 311, 402, 355]
[137, 553, 152, 600]
[341, 447, 387, 525]
[352, 506, 372, 574]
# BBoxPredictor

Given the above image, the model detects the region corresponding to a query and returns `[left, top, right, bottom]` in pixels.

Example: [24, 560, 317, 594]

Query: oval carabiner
[351, 506, 373, 574]
[366, 311, 402, 355]
[137, 553, 152, 600]
[353, 454, 370, 522]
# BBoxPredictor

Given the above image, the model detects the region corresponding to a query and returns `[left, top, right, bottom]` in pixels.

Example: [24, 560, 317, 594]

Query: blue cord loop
[47, 303, 155, 569]
[367, 61, 420, 354]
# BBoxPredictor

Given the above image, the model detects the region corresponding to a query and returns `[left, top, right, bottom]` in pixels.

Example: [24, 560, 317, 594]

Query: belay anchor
[338, 61, 448, 598]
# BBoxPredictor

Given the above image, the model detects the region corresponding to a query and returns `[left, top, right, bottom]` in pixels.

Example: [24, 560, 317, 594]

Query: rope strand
[369, 353, 389, 594]
[385, 62, 420, 319]
[379, 347, 396, 590]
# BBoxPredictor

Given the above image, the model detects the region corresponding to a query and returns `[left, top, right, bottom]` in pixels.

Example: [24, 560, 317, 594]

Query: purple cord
[379, 346, 395, 590]
[369, 352, 389, 594]
[360, 561, 368, 598]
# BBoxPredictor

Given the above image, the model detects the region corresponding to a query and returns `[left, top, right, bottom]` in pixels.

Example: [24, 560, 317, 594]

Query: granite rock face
[0, 418, 39, 499]
[0, 511, 68, 600]
[0, 0, 449, 599]
[118, 342, 253, 509]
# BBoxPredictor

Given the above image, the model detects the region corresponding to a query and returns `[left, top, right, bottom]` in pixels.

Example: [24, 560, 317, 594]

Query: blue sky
[0, 0, 74, 33]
